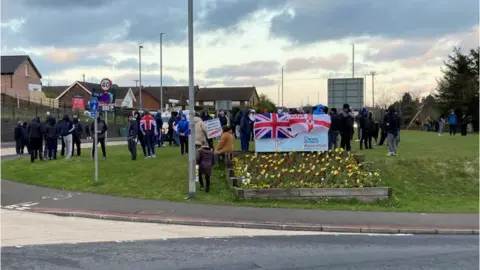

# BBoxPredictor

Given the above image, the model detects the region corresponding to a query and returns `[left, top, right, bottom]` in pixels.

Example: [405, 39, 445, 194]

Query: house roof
[133, 85, 199, 105]
[42, 86, 68, 97]
[196, 87, 257, 101]
[1, 55, 42, 78]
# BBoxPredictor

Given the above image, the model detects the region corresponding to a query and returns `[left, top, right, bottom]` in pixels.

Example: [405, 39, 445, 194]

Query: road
[2, 232, 478, 269]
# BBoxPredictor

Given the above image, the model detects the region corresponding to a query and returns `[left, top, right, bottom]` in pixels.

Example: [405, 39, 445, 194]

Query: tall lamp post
[368, 71, 378, 119]
[138, 45, 144, 110]
[281, 66, 284, 108]
[160, 33, 166, 111]
[186, 0, 196, 200]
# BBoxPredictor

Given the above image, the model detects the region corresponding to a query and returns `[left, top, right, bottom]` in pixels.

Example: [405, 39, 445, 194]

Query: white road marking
[2, 202, 39, 211]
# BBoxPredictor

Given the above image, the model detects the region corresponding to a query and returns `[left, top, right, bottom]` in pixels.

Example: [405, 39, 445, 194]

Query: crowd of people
[14, 114, 107, 163]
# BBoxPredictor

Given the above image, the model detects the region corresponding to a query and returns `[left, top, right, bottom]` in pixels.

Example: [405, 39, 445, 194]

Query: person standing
[194, 112, 208, 148]
[85, 118, 91, 140]
[27, 117, 43, 163]
[177, 114, 190, 155]
[460, 112, 468, 136]
[167, 113, 176, 146]
[218, 110, 229, 127]
[328, 108, 340, 150]
[196, 142, 215, 192]
[339, 104, 354, 152]
[44, 116, 58, 160]
[72, 115, 83, 156]
[378, 109, 388, 146]
[14, 121, 24, 156]
[154, 110, 163, 147]
[135, 111, 147, 157]
[59, 115, 74, 159]
[140, 110, 157, 159]
[240, 110, 252, 152]
[91, 116, 108, 160]
[448, 110, 457, 136]
[21, 122, 29, 155]
[127, 115, 138, 160]
[384, 106, 400, 156]
[438, 114, 445, 136]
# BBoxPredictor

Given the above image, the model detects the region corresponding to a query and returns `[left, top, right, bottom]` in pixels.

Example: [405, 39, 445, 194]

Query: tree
[253, 93, 276, 113]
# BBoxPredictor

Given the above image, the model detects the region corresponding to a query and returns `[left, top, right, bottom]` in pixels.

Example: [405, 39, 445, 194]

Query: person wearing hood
[167, 112, 176, 146]
[72, 115, 83, 156]
[196, 141, 215, 192]
[85, 118, 92, 140]
[328, 108, 340, 150]
[45, 117, 58, 160]
[14, 121, 24, 156]
[59, 114, 75, 159]
[217, 110, 229, 128]
[249, 110, 255, 141]
[42, 115, 51, 160]
[21, 122, 29, 155]
[28, 117, 43, 163]
[194, 112, 208, 149]
[240, 109, 253, 152]
[127, 115, 139, 160]
[154, 110, 164, 147]
[140, 110, 158, 159]
[91, 115, 108, 159]
[200, 111, 211, 122]
[448, 109, 457, 136]
[135, 111, 147, 157]
[215, 125, 233, 156]
[359, 110, 373, 150]
[339, 104, 354, 152]
[384, 106, 400, 156]
[177, 113, 190, 155]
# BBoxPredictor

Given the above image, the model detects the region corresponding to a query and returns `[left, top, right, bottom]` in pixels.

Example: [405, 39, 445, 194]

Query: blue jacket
[448, 113, 457, 125]
[177, 119, 190, 136]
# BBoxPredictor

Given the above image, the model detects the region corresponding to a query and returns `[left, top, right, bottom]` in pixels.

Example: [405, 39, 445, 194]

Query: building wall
[1, 60, 42, 100]
[133, 91, 159, 110]
[57, 84, 91, 108]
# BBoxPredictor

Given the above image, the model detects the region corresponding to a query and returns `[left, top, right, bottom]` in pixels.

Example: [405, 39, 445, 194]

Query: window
[232, 101, 241, 106]
[25, 64, 29, 76]
[203, 101, 214, 106]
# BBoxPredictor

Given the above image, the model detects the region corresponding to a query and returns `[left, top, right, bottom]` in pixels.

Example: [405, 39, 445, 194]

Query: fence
[1, 93, 131, 124]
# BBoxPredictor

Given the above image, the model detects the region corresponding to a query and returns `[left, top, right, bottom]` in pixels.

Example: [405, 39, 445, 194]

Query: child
[196, 143, 215, 192]
[177, 114, 189, 155]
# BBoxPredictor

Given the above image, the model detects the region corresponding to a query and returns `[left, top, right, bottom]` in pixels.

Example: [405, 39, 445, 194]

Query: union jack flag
[254, 113, 295, 140]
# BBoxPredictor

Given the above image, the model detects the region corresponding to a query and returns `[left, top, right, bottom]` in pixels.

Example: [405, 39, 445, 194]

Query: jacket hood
[194, 116, 202, 123]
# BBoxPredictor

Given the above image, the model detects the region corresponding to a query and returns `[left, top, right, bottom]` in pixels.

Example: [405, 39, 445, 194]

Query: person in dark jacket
[359, 111, 373, 150]
[44, 117, 58, 160]
[42, 116, 50, 160]
[196, 143, 215, 192]
[339, 104, 354, 151]
[384, 106, 400, 156]
[135, 111, 147, 157]
[14, 121, 24, 156]
[167, 113, 176, 146]
[127, 115, 138, 160]
[218, 110, 229, 127]
[460, 112, 469, 136]
[21, 122, 29, 154]
[28, 117, 43, 163]
[59, 115, 75, 159]
[378, 110, 388, 146]
[328, 108, 340, 150]
[91, 116, 108, 159]
[72, 115, 83, 156]
[240, 109, 253, 152]
[154, 110, 164, 147]
[85, 118, 91, 140]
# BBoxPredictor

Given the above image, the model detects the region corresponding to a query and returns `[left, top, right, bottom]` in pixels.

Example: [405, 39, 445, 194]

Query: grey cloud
[30, 54, 115, 76]
[269, 0, 478, 44]
[113, 73, 177, 87]
[285, 54, 348, 73]
[205, 61, 280, 79]
[223, 77, 276, 87]
[364, 41, 433, 62]
[23, 0, 115, 9]
[177, 79, 221, 87]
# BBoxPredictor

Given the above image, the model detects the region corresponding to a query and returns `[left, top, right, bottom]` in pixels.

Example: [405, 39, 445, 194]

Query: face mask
[249, 114, 255, 121]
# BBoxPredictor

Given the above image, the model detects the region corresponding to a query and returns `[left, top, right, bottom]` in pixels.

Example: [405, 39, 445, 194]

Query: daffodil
[306, 170, 311, 174]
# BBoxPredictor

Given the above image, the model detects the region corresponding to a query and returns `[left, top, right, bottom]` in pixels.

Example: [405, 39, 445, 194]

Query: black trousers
[340, 132, 351, 152]
[72, 134, 81, 156]
[22, 139, 29, 154]
[92, 137, 106, 158]
[138, 133, 146, 156]
[360, 130, 372, 149]
[378, 129, 386, 146]
[128, 137, 137, 160]
[179, 136, 188, 155]
[29, 137, 43, 163]
[449, 124, 456, 135]
[207, 138, 214, 150]
[461, 124, 467, 136]
[199, 172, 210, 192]
[15, 139, 23, 155]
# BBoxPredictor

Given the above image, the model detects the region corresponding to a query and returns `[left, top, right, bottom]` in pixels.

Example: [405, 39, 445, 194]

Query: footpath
[1, 180, 478, 235]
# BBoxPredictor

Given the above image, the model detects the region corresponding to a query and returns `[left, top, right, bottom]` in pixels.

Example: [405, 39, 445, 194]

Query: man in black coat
[72, 115, 83, 156]
[28, 117, 43, 163]
[328, 108, 341, 150]
[339, 104, 354, 152]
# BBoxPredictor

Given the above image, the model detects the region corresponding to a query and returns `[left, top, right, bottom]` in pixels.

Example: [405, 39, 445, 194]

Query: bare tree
[375, 88, 393, 109]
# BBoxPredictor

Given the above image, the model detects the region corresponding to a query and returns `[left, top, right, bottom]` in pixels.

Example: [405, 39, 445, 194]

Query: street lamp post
[281, 66, 284, 108]
[186, 0, 196, 200]
[138, 45, 144, 110]
[368, 71, 378, 119]
[160, 33, 166, 111]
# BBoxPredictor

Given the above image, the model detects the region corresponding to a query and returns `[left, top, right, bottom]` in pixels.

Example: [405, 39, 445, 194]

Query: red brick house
[1, 55, 42, 100]
[196, 86, 259, 107]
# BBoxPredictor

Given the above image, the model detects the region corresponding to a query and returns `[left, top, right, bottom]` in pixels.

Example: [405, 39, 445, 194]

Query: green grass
[2, 131, 478, 213]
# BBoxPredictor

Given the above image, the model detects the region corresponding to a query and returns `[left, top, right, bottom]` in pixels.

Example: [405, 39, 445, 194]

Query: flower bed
[230, 149, 389, 202]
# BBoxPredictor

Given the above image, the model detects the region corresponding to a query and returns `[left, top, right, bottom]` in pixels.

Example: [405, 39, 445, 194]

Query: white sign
[102, 105, 113, 111]
[204, 118, 222, 139]
[100, 78, 112, 91]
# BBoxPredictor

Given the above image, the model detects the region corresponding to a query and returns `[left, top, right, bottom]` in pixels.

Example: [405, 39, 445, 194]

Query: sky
[1, 0, 478, 107]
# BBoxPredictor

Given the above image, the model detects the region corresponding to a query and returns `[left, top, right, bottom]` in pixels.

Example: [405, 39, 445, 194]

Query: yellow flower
[290, 169, 295, 173]
[277, 173, 281, 178]
[315, 172, 319, 176]
[274, 167, 278, 170]
[260, 170, 266, 175]
[306, 170, 311, 174]
[335, 148, 339, 153]
[270, 175, 275, 178]
[297, 169, 302, 173]
[321, 167, 326, 171]
[374, 172, 380, 177]
[333, 170, 339, 176]
[311, 165, 316, 170]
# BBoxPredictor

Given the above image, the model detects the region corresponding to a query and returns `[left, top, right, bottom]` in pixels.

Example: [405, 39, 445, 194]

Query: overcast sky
[1, 0, 478, 107]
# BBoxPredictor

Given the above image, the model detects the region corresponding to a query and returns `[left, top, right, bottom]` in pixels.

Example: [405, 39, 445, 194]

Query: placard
[72, 97, 85, 110]
[204, 118, 222, 139]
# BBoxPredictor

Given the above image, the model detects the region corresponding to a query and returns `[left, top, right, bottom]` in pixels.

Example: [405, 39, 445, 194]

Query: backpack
[59, 121, 71, 136]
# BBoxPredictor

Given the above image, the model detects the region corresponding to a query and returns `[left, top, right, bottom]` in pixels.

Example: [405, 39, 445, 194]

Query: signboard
[89, 97, 99, 112]
[215, 100, 232, 111]
[92, 78, 116, 111]
[254, 113, 330, 152]
[204, 118, 222, 139]
[72, 95, 85, 110]
[327, 78, 364, 111]
[100, 78, 112, 91]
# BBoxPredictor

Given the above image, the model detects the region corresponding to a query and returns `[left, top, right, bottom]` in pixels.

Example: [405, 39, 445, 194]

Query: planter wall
[233, 186, 390, 202]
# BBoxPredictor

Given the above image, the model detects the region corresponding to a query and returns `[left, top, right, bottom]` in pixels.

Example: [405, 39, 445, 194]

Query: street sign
[89, 97, 99, 112]
[102, 105, 113, 111]
[100, 78, 112, 92]
[90, 111, 97, 118]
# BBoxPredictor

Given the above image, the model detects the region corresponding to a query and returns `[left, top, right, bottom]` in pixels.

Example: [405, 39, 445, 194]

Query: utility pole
[160, 32, 166, 111]
[277, 84, 280, 107]
[186, 0, 196, 200]
[82, 73, 86, 82]
[352, 44, 355, 78]
[368, 71, 377, 119]
[281, 66, 284, 108]
[138, 45, 143, 110]
[364, 74, 367, 108]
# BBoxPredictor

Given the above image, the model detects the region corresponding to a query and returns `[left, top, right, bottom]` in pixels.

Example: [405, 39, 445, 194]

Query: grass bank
[1, 131, 478, 213]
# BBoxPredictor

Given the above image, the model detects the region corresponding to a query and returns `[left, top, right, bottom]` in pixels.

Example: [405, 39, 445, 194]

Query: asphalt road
[2, 234, 478, 270]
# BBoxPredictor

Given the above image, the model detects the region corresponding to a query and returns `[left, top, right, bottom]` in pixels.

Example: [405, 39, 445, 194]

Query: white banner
[204, 118, 222, 139]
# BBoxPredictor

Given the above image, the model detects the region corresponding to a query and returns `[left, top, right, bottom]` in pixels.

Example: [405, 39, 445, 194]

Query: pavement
[0, 137, 125, 148]
[2, 231, 478, 269]
[1, 180, 478, 235]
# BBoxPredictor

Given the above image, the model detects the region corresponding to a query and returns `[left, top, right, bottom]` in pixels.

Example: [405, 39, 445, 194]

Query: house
[1, 55, 42, 100]
[132, 85, 199, 110]
[196, 86, 259, 108]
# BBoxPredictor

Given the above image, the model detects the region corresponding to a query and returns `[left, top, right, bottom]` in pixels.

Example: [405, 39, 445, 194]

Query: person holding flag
[140, 110, 158, 159]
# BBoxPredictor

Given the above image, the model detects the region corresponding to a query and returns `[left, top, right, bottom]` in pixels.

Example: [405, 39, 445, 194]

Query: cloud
[222, 77, 276, 87]
[205, 60, 280, 78]
[113, 73, 177, 87]
[285, 54, 348, 72]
